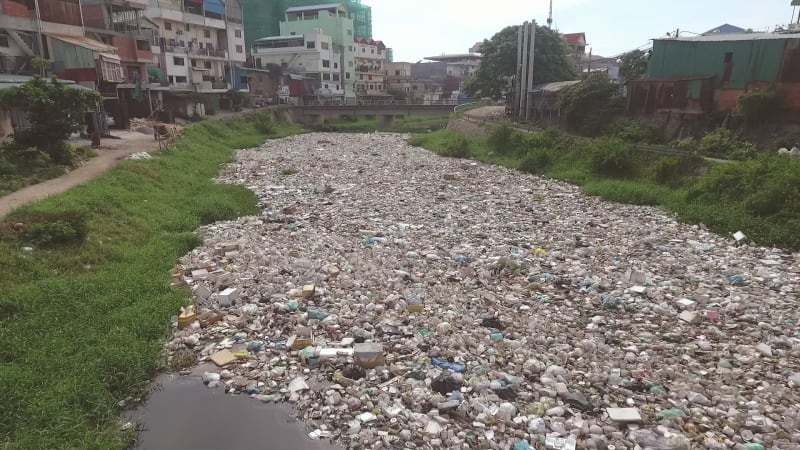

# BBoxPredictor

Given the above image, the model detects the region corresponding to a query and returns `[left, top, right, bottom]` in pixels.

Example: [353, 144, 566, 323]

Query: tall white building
[252, 29, 344, 99]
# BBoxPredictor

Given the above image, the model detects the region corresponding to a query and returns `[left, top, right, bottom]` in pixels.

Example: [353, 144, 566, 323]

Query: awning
[147, 67, 166, 82]
[47, 33, 116, 53]
[99, 53, 121, 63]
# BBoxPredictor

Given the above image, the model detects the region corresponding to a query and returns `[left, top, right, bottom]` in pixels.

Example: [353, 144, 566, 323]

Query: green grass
[0, 113, 301, 449]
[315, 114, 449, 133]
[410, 127, 800, 250]
[0, 145, 96, 197]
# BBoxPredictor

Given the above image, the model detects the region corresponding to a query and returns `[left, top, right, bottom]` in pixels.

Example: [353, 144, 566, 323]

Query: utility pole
[547, 0, 553, 29]
[514, 21, 536, 120]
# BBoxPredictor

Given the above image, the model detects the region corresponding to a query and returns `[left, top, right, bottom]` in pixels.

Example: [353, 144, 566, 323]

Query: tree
[465, 25, 577, 100]
[0, 77, 100, 164]
[559, 73, 624, 136]
[618, 49, 649, 82]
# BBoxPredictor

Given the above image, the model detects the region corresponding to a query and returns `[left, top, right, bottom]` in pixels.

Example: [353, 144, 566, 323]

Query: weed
[168, 350, 197, 372]
[518, 149, 553, 174]
[0, 112, 294, 448]
[281, 167, 299, 176]
[493, 256, 519, 275]
[651, 155, 708, 187]
[588, 137, 638, 177]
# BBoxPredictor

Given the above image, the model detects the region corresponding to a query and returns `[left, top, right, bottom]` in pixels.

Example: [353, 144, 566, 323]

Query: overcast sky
[372, 0, 797, 62]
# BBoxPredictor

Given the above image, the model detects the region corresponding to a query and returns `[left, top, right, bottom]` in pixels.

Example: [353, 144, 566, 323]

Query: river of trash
[167, 132, 800, 450]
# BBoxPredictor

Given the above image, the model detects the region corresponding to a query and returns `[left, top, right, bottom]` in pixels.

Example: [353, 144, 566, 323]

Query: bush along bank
[409, 125, 800, 250]
[0, 113, 301, 449]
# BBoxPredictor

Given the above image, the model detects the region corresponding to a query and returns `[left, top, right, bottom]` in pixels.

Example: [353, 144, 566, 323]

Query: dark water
[128, 366, 339, 450]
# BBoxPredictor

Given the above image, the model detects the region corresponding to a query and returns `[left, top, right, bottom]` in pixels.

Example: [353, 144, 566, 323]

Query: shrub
[518, 149, 553, 174]
[651, 155, 708, 186]
[737, 88, 783, 126]
[588, 137, 637, 177]
[0, 142, 51, 167]
[559, 74, 624, 136]
[608, 119, 662, 144]
[439, 134, 472, 158]
[248, 114, 275, 135]
[487, 124, 528, 155]
[18, 211, 89, 247]
[672, 128, 757, 160]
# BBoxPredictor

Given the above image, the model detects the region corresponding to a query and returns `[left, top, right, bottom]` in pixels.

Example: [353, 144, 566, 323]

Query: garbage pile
[126, 152, 153, 160]
[168, 132, 800, 450]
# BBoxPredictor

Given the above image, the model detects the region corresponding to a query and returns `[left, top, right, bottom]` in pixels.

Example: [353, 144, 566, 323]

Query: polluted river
[137, 132, 800, 450]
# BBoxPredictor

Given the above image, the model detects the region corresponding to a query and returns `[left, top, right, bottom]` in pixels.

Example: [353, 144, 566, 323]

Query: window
[235, 29, 242, 38]
[348, 45, 353, 52]
[368, 75, 372, 80]
[348, 61, 353, 67]
[346, 72, 350, 79]
[100, 59, 123, 82]
[307, 41, 315, 49]
[168, 75, 174, 83]
[323, 73, 331, 80]
[347, 29, 352, 36]
[336, 85, 339, 90]
[240, 75, 248, 84]
[173, 56, 185, 65]
[359, 74, 363, 80]
[333, 73, 339, 81]
[395, 70, 400, 76]
[191, 59, 197, 67]
[370, 49, 374, 54]
[361, 47, 365, 53]
[333, 62, 338, 69]
[164, 22, 172, 30]
[322, 59, 330, 68]
[185, 24, 190, 31]
[290, 32, 296, 35]
[321, 42, 329, 50]
[324, 83, 329, 88]
[136, 40, 150, 51]
[236, 45, 243, 53]
[175, 75, 187, 83]
[204, 61, 212, 69]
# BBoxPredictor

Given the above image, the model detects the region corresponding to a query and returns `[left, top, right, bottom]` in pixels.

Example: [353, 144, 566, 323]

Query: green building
[628, 33, 800, 115]
[239, 0, 371, 54]
[280, 3, 357, 99]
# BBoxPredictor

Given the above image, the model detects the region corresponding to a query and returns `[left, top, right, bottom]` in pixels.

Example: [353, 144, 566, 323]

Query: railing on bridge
[297, 98, 479, 107]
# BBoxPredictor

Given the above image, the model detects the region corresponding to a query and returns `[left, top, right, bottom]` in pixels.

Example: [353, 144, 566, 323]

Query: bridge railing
[296, 98, 479, 107]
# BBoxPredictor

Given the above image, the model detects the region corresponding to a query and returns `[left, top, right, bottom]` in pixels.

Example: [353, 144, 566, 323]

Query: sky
[371, 0, 797, 62]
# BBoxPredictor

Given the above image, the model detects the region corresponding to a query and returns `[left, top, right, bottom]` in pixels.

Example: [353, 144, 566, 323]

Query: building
[143, 0, 246, 95]
[563, 32, 590, 73]
[584, 54, 620, 81]
[233, 66, 279, 104]
[354, 37, 388, 99]
[417, 53, 481, 96]
[703, 24, 747, 36]
[469, 41, 484, 53]
[251, 30, 344, 101]
[279, 3, 356, 100]
[385, 61, 411, 95]
[627, 33, 800, 117]
[238, 0, 371, 57]
[424, 53, 481, 79]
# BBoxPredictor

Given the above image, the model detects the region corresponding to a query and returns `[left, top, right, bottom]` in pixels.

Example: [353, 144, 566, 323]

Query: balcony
[0, 55, 34, 75]
[194, 80, 230, 92]
[188, 47, 228, 59]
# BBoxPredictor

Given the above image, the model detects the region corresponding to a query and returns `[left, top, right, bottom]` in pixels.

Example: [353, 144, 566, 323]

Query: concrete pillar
[380, 115, 395, 128]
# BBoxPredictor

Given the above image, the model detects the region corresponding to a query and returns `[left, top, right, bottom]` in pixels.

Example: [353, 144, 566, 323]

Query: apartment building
[385, 62, 411, 95]
[279, 3, 356, 100]
[143, 0, 246, 93]
[251, 30, 343, 99]
[354, 37, 388, 98]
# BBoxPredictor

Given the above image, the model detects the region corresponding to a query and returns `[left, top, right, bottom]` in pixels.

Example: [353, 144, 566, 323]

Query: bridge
[289, 100, 473, 126]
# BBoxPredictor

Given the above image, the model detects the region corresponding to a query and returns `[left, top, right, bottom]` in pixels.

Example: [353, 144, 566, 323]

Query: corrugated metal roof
[424, 53, 482, 61]
[532, 80, 581, 93]
[47, 33, 117, 53]
[0, 75, 94, 91]
[658, 32, 800, 42]
[286, 3, 342, 13]
[254, 35, 305, 41]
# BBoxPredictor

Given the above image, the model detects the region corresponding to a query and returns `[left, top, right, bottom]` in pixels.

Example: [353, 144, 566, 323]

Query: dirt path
[0, 131, 158, 218]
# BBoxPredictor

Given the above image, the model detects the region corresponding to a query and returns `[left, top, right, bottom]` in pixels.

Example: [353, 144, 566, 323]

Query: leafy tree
[618, 49, 649, 82]
[465, 25, 576, 100]
[0, 76, 100, 164]
[559, 73, 623, 136]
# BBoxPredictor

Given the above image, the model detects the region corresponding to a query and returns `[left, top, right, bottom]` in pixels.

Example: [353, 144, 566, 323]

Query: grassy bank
[410, 126, 800, 250]
[0, 145, 96, 196]
[314, 114, 448, 133]
[0, 113, 301, 448]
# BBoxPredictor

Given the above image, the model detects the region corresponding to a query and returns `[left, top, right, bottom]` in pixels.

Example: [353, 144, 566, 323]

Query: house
[528, 80, 581, 123]
[280, 3, 356, 100]
[385, 61, 411, 96]
[354, 37, 389, 100]
[627, 33, 800, 117]
[563, 32, 588, 72]
[703, 24, 747, 36]
[251, 30, 342, 102]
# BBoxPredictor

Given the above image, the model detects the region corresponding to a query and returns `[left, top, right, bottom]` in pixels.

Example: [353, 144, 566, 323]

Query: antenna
[547, 0, 553, 29]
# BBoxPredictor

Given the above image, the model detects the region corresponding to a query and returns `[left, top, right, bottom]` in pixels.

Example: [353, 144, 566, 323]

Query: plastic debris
[163, 133, 800, 450]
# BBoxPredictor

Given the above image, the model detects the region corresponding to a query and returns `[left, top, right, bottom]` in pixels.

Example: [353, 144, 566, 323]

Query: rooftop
[286, 3, 344, 13]
[656, 32, 800, 42]
[424, 53, 482, 61]
[563, 32, 586, 45]
[254, 35, 308, 42]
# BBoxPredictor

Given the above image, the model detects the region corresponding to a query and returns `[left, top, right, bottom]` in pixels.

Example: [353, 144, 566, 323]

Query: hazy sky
[372, 0, 797, 62]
